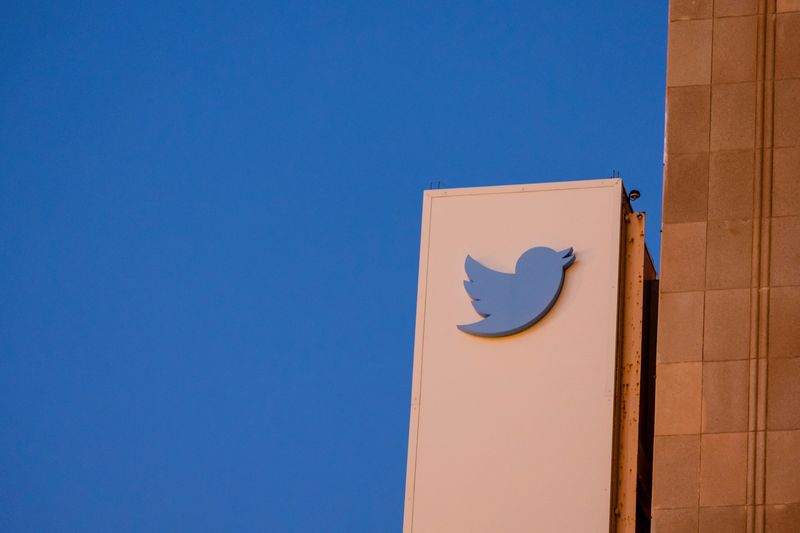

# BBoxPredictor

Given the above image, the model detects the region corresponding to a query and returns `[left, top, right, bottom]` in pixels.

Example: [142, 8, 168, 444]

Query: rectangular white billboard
[404, 179, 624, 532]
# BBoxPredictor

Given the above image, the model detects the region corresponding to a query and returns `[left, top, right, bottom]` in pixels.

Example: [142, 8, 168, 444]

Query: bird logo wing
[462, 255, 516, 318]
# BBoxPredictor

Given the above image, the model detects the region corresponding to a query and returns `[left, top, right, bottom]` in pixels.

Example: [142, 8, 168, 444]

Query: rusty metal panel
[614, 212, 647, 533]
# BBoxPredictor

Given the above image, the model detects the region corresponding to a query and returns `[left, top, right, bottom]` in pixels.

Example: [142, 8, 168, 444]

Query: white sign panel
[404, 179, 624, 532]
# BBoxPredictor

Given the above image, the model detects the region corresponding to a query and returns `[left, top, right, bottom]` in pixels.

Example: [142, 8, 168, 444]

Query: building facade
[653, 1, 800, 531]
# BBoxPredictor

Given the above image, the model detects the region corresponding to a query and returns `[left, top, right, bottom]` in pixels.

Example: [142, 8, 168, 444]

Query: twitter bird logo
[457, 246, 576, 337]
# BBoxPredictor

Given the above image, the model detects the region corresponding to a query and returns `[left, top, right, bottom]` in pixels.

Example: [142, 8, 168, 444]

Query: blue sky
[1, 2, 667, 531]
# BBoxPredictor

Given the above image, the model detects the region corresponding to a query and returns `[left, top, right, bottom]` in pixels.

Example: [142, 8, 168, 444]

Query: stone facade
[652, 1, 800, 532]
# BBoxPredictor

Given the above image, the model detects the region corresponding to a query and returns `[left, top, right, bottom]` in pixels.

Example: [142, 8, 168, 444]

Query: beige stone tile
[769, 286, 800, 358]
[713, 16, 758, 83]
[662, 222, 708, 292]
[708, 150, 754, 221]
[667, 85, 711, 154]
[779, 0, 800, 12]
[659, 291, 705, 363]
[711, 83, 756, 151]
[765, 503, 800, 532]
[702, 360, 749, 433]
[704, 289, 750, 361]
[715, 0, 758, 16]
[698, 505, 746, 532]
[664, 152, 709, 223]
[766, 430, 800, 503]
[699, 433, 748, 506]
[706, 219, 753, 290]
[656, 362, 703, 435]
[770, 216, 800, 287]
[668, 20, 713, 87]
[775, 79, 800, 147]
[773, 147, 800, 217]
[768, 357, 800, 430]
[653, 435, 701, 509]
[653, 507, 699, 531]
[671, 0, 713, 20]
[776, 13, 800, 79]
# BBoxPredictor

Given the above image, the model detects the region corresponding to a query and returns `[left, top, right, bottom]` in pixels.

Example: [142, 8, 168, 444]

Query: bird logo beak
[559, 247, 576, 268]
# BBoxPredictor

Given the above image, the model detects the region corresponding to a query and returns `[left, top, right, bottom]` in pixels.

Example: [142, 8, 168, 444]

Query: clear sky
[1, 2, 667, 531]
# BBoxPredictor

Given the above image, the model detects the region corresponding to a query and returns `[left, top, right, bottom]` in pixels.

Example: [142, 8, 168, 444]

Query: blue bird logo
[457, 246, 576, 337]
